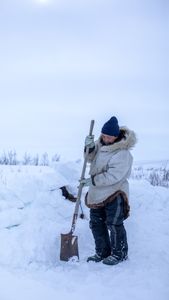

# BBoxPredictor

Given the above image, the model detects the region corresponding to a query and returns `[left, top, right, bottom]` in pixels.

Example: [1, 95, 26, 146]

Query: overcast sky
[0, 0, 169, 162]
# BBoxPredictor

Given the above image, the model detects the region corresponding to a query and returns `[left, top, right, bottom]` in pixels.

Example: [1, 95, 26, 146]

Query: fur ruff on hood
[97, 127, 137, 152]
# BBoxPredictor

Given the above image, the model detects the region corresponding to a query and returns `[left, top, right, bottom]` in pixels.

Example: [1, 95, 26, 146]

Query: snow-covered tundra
[0, 162, 168, 300]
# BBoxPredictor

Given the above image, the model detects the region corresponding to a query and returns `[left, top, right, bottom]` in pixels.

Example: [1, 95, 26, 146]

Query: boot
[87, 253, 103, 262]
[102, 254, 128, 266]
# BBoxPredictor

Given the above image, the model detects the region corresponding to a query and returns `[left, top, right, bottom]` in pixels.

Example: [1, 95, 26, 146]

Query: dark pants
[89, 194, 128, 259]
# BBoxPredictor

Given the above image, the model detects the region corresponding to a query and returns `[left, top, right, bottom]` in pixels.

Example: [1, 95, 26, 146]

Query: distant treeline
[0, 150, 60, 166]
[131, 166, 169, 188]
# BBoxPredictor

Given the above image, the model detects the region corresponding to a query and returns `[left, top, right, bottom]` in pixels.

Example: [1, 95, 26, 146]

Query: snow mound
[0, 164, 81, 268]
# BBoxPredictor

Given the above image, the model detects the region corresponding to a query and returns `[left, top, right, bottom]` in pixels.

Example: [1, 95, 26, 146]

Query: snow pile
[0, 162, 168, 300]
[0, 164, 80, 268]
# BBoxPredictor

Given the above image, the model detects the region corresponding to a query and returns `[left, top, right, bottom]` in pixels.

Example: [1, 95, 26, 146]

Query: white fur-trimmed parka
[85, 127, 137, 206]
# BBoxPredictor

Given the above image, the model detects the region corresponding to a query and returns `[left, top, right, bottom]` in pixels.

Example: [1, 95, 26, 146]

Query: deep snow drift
[0, 162, 169, 300]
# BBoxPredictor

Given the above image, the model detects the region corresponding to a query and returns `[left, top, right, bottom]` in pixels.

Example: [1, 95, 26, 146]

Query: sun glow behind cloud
[35, 0, 51, 5]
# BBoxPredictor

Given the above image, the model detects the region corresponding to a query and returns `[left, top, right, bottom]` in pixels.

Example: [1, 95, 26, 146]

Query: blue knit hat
[101, 116, 120, 137]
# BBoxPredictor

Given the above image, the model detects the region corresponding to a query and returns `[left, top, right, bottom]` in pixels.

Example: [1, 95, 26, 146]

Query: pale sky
[0, 0, 169, 162]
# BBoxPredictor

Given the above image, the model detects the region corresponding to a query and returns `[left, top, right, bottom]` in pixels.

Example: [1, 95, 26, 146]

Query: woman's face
[101, 134, 117, 145]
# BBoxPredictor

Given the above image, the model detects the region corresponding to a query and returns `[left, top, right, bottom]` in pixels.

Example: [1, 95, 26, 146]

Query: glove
[79, 177, 92, 187]
[85, 135, 95, 149]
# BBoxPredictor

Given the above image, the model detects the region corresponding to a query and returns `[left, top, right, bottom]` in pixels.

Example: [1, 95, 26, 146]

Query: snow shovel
[60, 119, 95, 261]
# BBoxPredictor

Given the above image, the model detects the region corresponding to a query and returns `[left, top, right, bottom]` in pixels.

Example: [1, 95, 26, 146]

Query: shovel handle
[70, 119, 95, 233]
[89, 120, 95, 136]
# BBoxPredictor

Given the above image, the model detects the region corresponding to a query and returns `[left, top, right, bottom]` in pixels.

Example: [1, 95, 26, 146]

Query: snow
[0, 163, 169, 300]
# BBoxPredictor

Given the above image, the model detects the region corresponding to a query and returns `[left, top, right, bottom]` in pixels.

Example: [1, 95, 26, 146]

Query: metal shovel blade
[60, 233, 79, 262]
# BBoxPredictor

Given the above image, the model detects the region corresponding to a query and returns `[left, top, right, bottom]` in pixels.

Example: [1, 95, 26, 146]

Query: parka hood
[97, 127, 137, 152]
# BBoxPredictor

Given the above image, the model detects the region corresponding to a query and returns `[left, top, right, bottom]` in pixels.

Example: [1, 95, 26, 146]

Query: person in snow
[81, 116, 137, 265]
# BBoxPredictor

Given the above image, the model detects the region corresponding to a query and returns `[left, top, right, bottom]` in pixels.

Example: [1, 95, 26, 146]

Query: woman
[81, 116, 137, 265]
